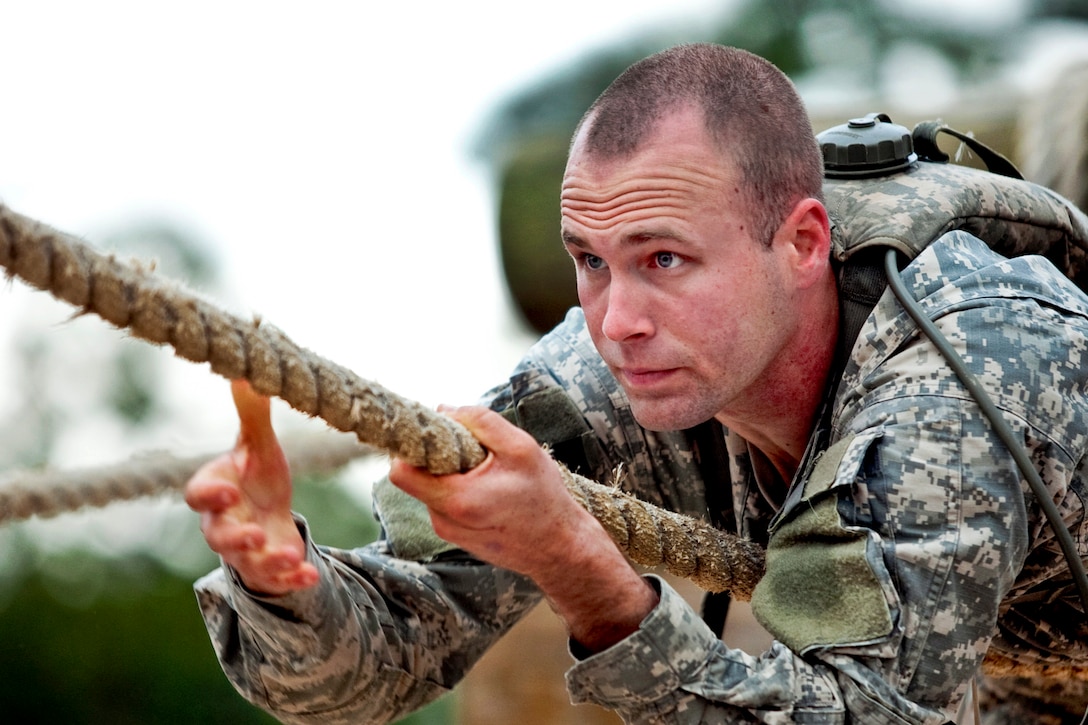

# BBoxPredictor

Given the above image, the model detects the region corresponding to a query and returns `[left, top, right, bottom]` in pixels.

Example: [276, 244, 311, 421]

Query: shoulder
[904, 231, 1088, 317]
[840, 231, 1088, 453]
[854, 231, 1088, 367]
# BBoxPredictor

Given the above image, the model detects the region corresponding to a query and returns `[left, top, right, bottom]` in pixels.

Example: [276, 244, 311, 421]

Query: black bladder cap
[817, 112, 918, 178]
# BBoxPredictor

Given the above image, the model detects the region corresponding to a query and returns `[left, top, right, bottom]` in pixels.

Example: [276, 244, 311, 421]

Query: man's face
[561, 109, 803, 431]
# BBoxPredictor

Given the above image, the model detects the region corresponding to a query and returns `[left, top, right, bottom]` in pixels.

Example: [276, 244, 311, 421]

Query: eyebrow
[562, 229, 683, 249]
[562, 231, 586, 248]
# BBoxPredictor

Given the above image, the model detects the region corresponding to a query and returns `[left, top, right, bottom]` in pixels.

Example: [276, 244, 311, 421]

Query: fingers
[194, 500, 319, 595]
[206, 520, 320, 595]
[184, 454, 241, 513]
[388, 405, 542, 491]
[199, 512, 266, 554]
[236, 541, 319, 595]
[386, 457, 452, 503]
[441, 405, 529, 452]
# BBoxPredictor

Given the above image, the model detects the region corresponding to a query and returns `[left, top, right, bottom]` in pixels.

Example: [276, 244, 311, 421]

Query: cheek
[578, 292, 607, 346]
[576, 277, 607, 323]
[575, 285, 594, 321]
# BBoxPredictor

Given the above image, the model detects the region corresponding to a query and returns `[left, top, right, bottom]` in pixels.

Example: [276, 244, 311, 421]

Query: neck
[716, 279, 840, 483]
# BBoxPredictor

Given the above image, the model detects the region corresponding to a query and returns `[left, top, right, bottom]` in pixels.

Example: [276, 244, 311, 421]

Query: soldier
[186, 44, 1088, 723]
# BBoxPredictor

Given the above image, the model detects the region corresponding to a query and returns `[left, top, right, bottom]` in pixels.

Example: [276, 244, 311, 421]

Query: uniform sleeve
[190, 309, 671, 725]
[567, 576, 847, 723]
[195, 515, 541, 725]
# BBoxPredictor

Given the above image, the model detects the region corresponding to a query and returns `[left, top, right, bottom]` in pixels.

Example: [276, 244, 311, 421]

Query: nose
[600, 276, 653, 342]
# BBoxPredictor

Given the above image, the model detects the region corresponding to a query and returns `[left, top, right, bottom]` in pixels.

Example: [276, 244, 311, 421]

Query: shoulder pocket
[751, 431, 897, 654]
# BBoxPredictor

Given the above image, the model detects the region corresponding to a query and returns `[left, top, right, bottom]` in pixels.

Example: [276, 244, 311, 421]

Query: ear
[775, 198, 831, 287]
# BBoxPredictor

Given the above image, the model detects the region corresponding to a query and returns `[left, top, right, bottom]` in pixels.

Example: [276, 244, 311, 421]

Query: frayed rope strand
[0, 433, 375, 525]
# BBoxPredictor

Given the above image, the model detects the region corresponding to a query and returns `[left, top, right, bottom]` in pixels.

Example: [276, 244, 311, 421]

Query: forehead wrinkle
[562, 167, 724, 219]
[561, 178, 708, 233]
[561, 204, 690, 232]
[561, 191, 689, 220]
[562, 163, 722, 196]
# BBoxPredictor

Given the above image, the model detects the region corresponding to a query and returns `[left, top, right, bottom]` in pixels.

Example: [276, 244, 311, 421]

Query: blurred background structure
[0, 1, 1086, 723]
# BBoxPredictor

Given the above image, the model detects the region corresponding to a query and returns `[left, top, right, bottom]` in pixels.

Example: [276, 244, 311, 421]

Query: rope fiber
[0, 433, 375, 525]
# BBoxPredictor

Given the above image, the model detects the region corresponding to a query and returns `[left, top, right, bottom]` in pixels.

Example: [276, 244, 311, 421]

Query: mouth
[615, 367, 679, 390]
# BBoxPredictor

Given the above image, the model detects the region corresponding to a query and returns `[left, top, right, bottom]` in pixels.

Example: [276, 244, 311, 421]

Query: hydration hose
[883, 248, 1088, 616]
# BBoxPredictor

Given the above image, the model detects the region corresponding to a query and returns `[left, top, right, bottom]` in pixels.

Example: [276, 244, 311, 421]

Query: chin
[629, 401, 715, 433]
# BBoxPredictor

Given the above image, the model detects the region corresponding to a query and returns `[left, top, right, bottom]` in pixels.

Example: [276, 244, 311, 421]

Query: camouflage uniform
[196, 231, 1088, 723]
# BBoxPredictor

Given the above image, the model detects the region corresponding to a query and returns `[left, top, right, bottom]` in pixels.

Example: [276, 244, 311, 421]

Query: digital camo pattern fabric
[823, 160, 1088, 284]
[196, 231, 1088, 723]
[196, 524, 542, 724]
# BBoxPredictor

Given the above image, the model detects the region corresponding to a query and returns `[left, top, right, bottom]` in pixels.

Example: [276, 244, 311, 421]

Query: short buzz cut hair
[575, 43, 824, 246]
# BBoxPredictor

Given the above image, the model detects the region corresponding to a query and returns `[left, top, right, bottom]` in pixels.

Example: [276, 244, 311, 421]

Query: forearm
[563, 422, 1025, 723]
[195, 516, 541, 724]
[567, 576, 850, 724]
[530, 507, 659, 652]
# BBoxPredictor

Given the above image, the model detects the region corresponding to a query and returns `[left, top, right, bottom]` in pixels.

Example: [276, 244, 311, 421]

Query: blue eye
[654, 252, 682, 269]
[584, 254, 606, 270]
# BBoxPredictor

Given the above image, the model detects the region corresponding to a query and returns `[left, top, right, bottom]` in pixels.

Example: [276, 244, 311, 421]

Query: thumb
[232, 379, 275, 449]
[443, 405, 529, 454]
[230, 380, 289, 494]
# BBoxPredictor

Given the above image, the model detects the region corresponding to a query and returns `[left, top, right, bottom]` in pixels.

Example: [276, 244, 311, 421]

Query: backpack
[700, 114, 1088, 636]
[822, 113, 1088, 367]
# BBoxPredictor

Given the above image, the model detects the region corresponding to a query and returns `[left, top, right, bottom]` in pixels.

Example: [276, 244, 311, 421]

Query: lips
[615, 366, 679, 389]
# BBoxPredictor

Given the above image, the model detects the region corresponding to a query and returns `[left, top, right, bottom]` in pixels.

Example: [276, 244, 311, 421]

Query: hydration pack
[819, 113, 1088, 364]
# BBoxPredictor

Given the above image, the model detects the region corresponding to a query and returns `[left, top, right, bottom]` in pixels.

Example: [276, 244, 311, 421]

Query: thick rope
[0, 203, 765, 598]
[0, 433, 375, 525]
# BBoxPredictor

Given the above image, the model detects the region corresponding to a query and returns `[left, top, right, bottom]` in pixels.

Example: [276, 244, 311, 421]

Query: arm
[560, 389, 1031, 724]
[195, 530, 540, 724]
[186, 308, 680, 724]
[187, 383, 541, 723]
